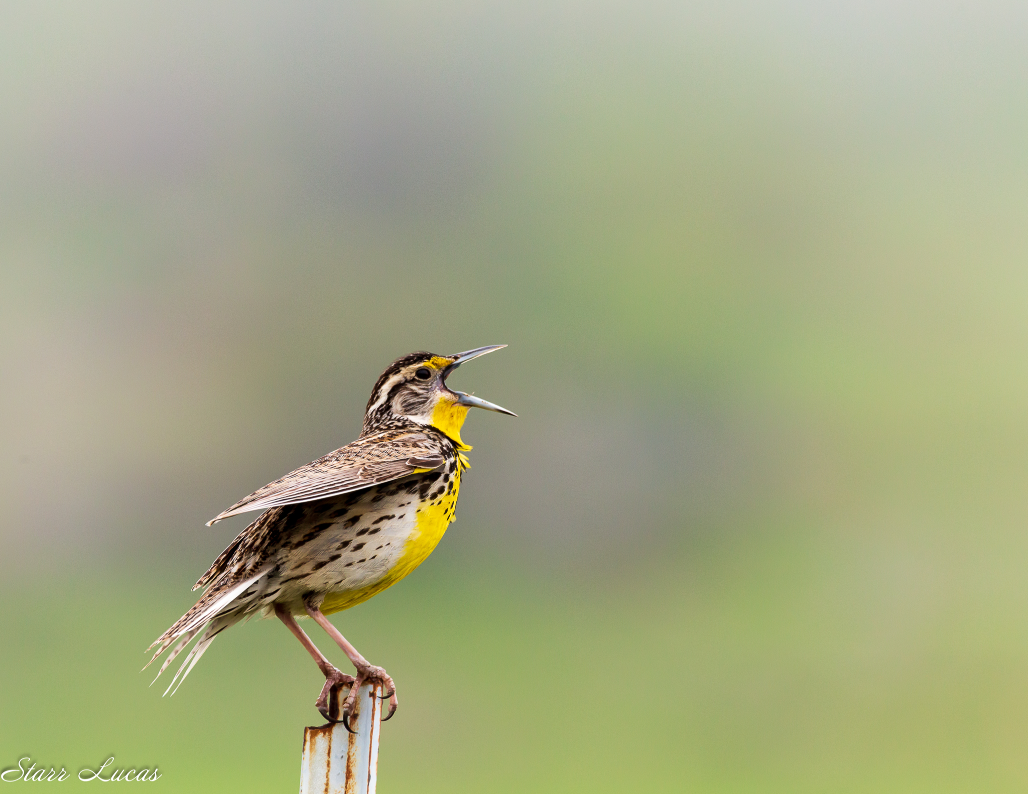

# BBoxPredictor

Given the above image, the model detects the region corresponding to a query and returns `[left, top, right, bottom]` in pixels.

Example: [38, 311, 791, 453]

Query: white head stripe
[365, 372, 405, 414]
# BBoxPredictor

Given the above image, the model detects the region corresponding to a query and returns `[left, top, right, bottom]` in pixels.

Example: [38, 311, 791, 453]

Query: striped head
[362, 346, 515, 444]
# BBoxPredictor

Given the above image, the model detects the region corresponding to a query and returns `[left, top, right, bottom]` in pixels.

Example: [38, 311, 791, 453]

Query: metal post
[299, 683, 381, 794]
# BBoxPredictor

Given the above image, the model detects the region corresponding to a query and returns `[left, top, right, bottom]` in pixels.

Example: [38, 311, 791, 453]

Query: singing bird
[145, 346, 514, 729]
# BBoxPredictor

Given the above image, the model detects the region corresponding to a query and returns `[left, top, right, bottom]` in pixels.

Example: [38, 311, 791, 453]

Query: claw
[350, 667, 395, 707]
[312, 662, 397, 728]
[342, 686, 359, 717]
[314, 667, 356, 724]
[378, 678, 399, 722]
[316, 686, 339, 723]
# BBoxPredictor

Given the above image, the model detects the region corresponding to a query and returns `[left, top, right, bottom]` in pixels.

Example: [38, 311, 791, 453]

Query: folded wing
[206, 431, 445, 525]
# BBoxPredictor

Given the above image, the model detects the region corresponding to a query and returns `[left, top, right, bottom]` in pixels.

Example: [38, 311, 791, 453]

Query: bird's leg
[274, 604, 354, 723]
[305, 602, 399, 728]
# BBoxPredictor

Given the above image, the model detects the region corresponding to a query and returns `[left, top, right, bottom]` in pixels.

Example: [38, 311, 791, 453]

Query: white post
[299, 683, 381, 794]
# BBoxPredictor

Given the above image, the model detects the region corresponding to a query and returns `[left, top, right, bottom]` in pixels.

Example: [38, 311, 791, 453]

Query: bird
[144, 345, 514, 730]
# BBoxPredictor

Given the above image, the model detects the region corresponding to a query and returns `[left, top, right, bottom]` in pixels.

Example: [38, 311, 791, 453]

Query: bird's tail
[144, 567, 269, 695]
[151, 616, 234, 696]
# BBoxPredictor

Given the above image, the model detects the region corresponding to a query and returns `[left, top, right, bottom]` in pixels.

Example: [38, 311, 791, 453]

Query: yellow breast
[392, 471, 461, 579]
[320, 460, 466, 615]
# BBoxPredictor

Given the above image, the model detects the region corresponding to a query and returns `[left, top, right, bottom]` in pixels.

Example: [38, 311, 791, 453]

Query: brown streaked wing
[206, 431, 445, 525]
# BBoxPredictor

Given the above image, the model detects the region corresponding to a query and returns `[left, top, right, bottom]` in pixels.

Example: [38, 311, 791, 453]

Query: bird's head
[362, 345, 515, 445]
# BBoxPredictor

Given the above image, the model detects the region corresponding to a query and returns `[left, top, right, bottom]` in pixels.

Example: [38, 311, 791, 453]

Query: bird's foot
[315, 667, 356, 723]
[337, 663, 398, 733]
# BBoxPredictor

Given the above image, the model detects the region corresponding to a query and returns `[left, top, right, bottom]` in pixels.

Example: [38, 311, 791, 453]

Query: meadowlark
[145, 346, 514, 730]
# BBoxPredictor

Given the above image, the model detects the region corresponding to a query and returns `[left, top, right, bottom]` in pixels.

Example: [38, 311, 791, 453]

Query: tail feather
[163, 618, 232, 697]
[145, 627, 201, 683]
[144, 566, 270, 694]
[143, 622, 200, 672]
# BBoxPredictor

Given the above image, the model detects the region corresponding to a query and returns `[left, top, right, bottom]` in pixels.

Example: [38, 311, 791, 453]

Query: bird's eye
[415, 367, 433, 381]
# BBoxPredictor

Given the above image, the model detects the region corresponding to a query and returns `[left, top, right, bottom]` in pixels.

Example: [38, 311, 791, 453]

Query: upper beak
[443, 345, 517, 417]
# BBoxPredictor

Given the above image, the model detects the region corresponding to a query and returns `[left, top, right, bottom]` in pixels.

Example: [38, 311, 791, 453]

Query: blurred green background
[0, 2, 1024, 792]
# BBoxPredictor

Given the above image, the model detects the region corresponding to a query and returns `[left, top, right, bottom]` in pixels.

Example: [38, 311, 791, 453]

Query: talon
[323, 662, 398, 726]
[342, 687, 360, 717]
[380, 682, 399, 722]
[314, 667, 355, 724]
[316, 687, 339, 723]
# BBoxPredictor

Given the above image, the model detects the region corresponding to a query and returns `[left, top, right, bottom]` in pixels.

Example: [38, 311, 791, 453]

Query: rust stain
[324, 727, 332, 794]
[366, 685, 381, 793]
[344, 685, 359, 793]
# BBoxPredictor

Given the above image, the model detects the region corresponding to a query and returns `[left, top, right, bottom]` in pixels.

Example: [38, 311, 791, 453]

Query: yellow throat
[430, 394, 473, 450]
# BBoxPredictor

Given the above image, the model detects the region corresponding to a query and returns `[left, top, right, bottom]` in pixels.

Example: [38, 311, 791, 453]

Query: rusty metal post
[299, 683, 381, 794]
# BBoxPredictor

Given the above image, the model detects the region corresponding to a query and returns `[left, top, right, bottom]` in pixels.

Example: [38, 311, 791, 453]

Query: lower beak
[453, 390, 517, 416]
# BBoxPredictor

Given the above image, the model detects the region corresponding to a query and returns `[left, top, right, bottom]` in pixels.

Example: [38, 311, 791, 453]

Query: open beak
[443, 345, 517, 417]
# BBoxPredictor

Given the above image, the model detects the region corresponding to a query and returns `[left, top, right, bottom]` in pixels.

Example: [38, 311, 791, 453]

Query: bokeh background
[0, 1, 1024, 792]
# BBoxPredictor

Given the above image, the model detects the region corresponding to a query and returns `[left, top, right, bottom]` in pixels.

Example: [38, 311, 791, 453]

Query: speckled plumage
[145, 347, 512, 722]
